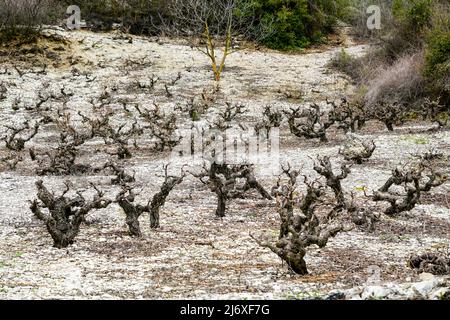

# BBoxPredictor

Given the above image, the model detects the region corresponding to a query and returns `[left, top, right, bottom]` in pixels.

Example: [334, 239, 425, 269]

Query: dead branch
[210, 102, 247, 131]
[254, 105, 283, 139]
[33, 114, 92, 176]
[346, 193, 380, 232]
[77, 111, 113, 138]
[114, 165, 186, 233]
[164, 84, 173, 98]
[370, 102, 406, 131]
[0, 152, 23, 170]
[0, 82, 7, 101]
[171, 72, 182, 86]
[101, 120, 143, 159]
[136, 105, 181, 151]
[327, 98, 367, 133]
[422, 97, 449, 128]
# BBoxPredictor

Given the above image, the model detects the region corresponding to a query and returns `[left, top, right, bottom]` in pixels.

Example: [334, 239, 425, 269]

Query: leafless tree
[32, 113, 92, 175]
[313, 156, 351, 209]
[115, 186, 148, 237]
[30, 180, 112, 248]
[175, 97, 207, 122]
[159, 0, 272, 81]
[148, 164, 186, 228]
[422, 97, 449, 128]
[327, 98, 367, 133]
[1, 121, 39, 151]
[313, 156, 379, 229]
[115, 164, 186, 234]
[210, 102, 247, 131]
[135, 104, 182, 151]
[252, 163, 351, 275]
[34, 144, 91, 176]
[284, 103, 334, 142]
[254, 105, 283, 139]
[77, 111, 113, 139]
[101, 120, 143, 159]
[103, 161, 136, 185]
[175, 87, 218, 122]
[192, 162, 272, 217]
[370, 162, 446, 215]
[370, 101, 406, 131]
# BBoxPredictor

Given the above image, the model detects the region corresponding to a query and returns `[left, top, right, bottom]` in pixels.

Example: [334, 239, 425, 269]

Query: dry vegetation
[0, 0, 448, 300]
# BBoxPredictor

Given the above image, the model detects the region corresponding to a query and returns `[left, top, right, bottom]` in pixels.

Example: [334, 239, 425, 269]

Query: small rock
[411, 279, 439, 298]
[419, 273, 435, 281]
[343, 287, 363, 300]
[361, 285, 392, 300]
[161, 286, 172, 293]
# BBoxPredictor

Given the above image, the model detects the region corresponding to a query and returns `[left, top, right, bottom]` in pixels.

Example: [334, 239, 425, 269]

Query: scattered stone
[326, 276, 448, 300]
[361, 285, 393, 300]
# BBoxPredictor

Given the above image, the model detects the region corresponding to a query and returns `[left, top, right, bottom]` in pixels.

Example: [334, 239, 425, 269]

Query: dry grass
[365, 51, 426, 107]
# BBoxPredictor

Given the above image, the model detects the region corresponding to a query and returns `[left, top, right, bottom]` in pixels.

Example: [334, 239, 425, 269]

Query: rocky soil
[0, 28, 448, 299]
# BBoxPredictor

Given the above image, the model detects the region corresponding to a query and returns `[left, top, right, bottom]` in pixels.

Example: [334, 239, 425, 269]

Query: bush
[0, 0, 61, 45]
[365, 52, 426, 107]
[393, 0, 433, 31]
[58, 0, 349, 50]
[343, 0, 394, 39]
[329, 49, 365, 82]
[63, 0, 169, 34]
[379, 0, 433, 60]
[332, 0, 450, 108]
[240, 0, 349, 50]
[424, 23, 450, 99]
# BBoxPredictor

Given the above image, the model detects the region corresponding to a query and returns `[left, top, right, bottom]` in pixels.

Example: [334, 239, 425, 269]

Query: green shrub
[425, 30, 450, 78]
[425, 28, 450, 99]
[336, 0, 450, 107]
[241, 0, 348, 50]
[329, 49, 364, 81]
[393, 0, 433, 31]
[58, 0, 348, 50]
[246, 0, 312, 50]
